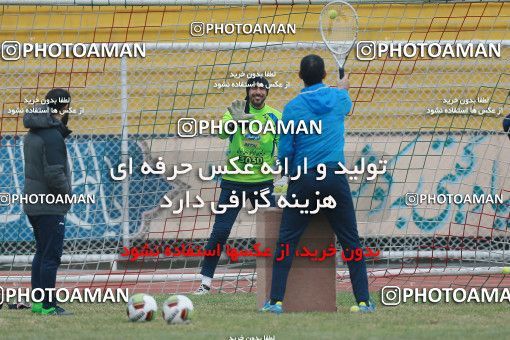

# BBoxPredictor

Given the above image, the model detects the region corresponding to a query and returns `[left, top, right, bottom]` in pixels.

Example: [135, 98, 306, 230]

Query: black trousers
[28, 215, 65, 309]
[270, 170, 370, 304]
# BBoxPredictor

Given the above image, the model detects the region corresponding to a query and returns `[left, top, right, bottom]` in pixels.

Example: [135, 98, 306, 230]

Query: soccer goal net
[0, 0, 509, 294]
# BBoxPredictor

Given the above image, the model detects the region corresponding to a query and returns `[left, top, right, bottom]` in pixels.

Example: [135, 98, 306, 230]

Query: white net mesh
[0, 0, 509, 293]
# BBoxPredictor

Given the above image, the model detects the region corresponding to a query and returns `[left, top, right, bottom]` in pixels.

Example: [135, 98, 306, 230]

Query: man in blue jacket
[261, 54, 374, 314]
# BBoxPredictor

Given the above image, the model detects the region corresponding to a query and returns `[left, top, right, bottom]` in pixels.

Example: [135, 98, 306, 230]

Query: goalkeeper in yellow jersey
[195, 76, 282, 294]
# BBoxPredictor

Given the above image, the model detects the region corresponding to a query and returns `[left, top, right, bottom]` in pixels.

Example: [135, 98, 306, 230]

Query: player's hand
[338, 75, 350, 90]
[227, 99, 254, 121]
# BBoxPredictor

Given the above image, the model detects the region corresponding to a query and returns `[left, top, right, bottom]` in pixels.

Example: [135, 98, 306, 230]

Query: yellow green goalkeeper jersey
[219, 103, 282, 183]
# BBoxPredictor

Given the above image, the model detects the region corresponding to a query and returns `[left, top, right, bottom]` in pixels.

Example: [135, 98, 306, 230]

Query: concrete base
[256, 208, 337, 312]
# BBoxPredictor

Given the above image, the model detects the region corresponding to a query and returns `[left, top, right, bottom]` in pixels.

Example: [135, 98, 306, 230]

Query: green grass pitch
[2, 292, 510, 340]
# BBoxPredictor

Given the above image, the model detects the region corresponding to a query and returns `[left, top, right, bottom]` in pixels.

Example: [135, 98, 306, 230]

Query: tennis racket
[320, 1, 359, 79]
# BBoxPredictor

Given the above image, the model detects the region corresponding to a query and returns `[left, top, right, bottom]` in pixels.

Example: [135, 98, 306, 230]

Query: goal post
[0, 0, 509, 293]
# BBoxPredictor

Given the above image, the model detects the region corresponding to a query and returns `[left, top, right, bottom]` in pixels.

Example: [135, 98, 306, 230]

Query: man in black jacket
[504, 113, 510, 140]
[23, 88, 73, 316]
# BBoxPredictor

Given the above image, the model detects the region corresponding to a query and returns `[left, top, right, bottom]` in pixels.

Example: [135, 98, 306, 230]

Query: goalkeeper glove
[227, 99, 254, 121]
[274, 176, 289, 194]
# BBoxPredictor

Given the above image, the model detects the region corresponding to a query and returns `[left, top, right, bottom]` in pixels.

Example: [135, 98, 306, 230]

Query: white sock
[201, 275, 212, 287]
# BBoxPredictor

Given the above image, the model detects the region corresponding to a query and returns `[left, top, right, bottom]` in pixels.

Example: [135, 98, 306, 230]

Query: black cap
[45, 88, 71, 112]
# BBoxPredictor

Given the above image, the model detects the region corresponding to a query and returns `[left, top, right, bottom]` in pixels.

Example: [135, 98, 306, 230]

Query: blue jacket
[278, 83, 352, 175]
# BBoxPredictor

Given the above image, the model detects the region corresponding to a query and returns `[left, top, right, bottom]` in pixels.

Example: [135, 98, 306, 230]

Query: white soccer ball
[126, 293, 157, 322]
[162, 295, 194, 324]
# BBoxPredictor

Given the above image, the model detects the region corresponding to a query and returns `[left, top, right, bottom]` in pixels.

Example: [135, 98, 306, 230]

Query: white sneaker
[193, 283, 211, 295]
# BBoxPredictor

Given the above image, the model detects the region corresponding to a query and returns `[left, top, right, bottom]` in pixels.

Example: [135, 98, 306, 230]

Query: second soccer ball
[162, 295, 194, 324]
